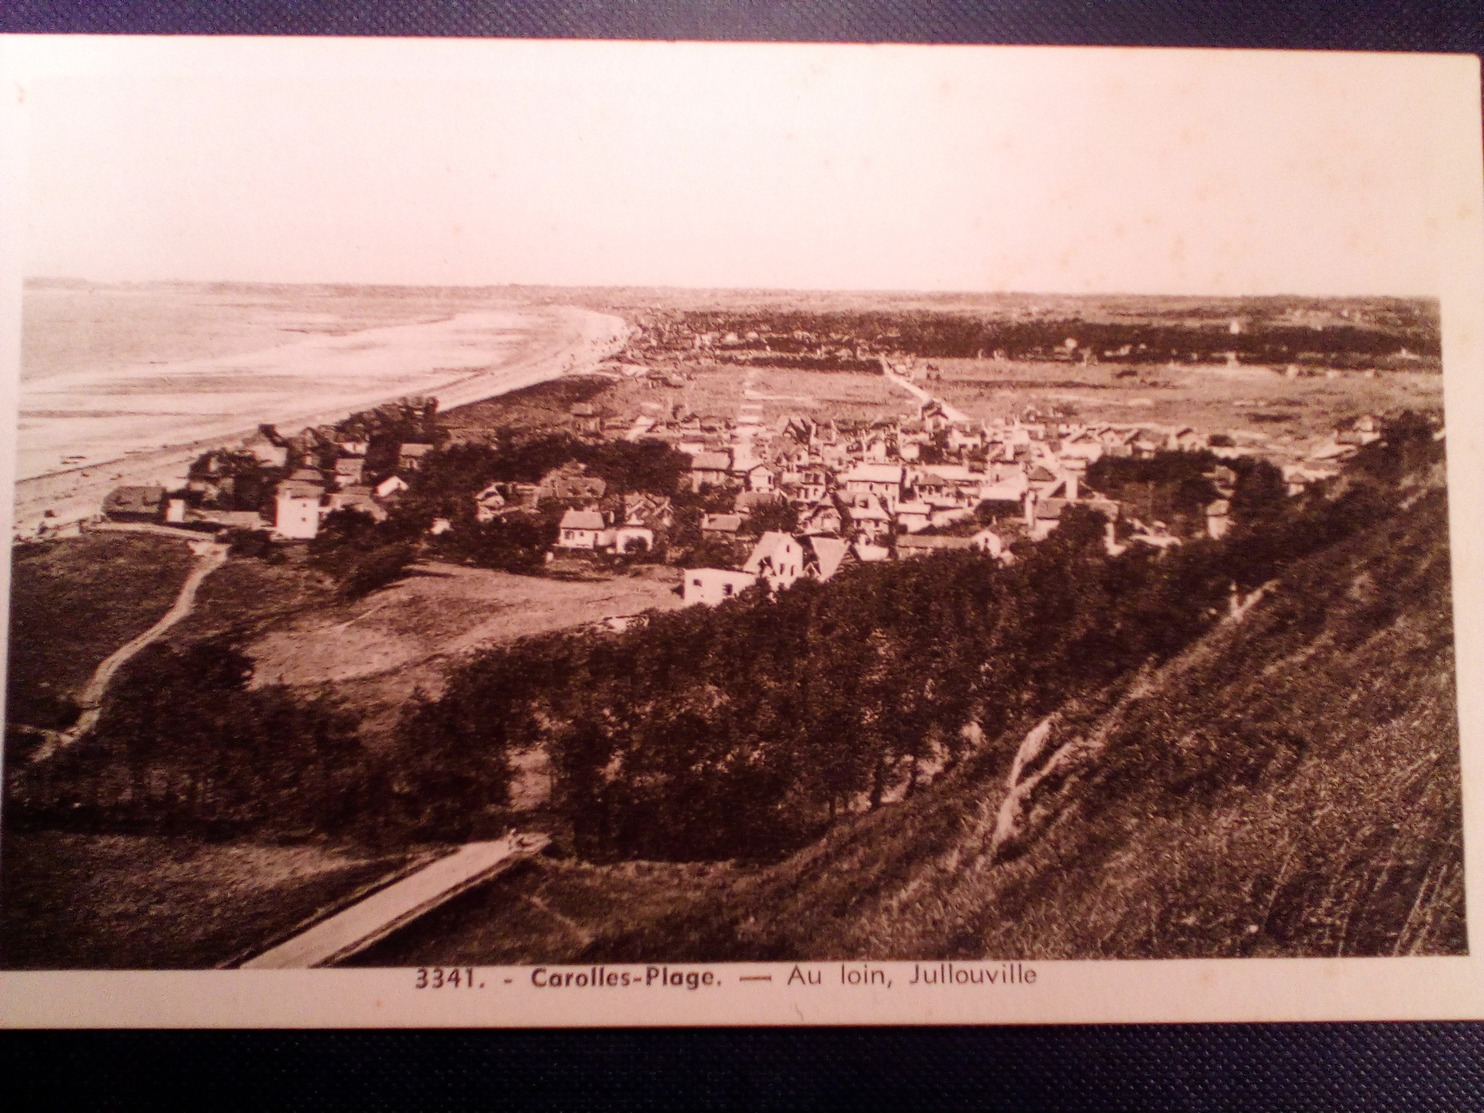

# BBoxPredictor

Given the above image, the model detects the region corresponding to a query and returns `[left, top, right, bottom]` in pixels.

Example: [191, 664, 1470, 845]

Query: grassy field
[445, 360, 915, 446]
[5, 534, 196, 727]
[589, 362, 913, 429]
[442, 374, 616, 442]
[932, 357, 1443, 446]
[239, 559, 685, 747]
[0, 831, 421, 968]
[167, 545, 339, 642]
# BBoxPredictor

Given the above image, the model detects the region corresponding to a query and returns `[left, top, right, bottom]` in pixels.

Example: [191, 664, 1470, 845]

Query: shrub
[341, 543, 416, 599]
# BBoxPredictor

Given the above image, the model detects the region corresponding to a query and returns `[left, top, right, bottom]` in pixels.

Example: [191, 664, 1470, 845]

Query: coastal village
[74, 342, 1397, 614]
[4, 288, 1454, 975]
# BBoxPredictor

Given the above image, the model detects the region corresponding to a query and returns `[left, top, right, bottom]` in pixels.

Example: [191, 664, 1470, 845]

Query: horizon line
[22, 276, 1440, 304]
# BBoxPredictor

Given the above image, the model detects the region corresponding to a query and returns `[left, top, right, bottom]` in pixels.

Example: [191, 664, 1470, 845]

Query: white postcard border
[0, 37, 1480, 1028]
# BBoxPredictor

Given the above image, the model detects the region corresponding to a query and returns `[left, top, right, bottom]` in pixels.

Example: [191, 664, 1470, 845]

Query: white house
[275, 480, 324, 540]
[970, 527, 1009, 559]
[1206, 499, 1233, 539]
[375, 475, 409, 499]
[557, 508, 611, 550]
[681, 567, 759, 606]
[893, 501, 935, 534]
[743, 532, 806, 593]
[744, 463, 776, 492]
[841, 492, 893, 543]
[841, 463, 905, 511]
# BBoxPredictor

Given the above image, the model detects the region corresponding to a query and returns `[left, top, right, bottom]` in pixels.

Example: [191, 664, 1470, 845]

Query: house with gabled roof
[744, 462, 776, 492]
[783, 467, 830, 505]
[375, 474, 409, 500]
[701, 512, 744, 537]
[622, 492, 675, 532]
[557, 508, 612, 550]
[689, 450, 734, 490]
[735, 490, 788, 518]
[862, 432, 894, 462]
[919, 399, 952, 433]
[1131, 432, 1163, 459]
[536, 462, 608, 504]
[946, 424, 986, 453]
[743, 531, 806, 593]
[1058, 428, 1105, 463]
[840, 491, 893, 543]
[397, 442, 435, 472]
[329, 485, 388, 522]
[241, 427, 289, 469]
[800, 501, 844, 537]
[570, 401, 602, 435]
[780, 415, 817, 446]
[893, 500, 935, 534]
[1166, 425, 1205, 451]
[841, 463, 905, 510]
[333, 455, 365, 488]
[801, 534, 854, 582]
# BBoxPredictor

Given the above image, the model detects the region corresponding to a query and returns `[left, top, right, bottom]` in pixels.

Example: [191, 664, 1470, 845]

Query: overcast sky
[11, 40, 1461, 296]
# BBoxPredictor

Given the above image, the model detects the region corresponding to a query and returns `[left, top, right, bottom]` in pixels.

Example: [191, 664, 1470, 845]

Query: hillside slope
[592, 483, 1463, 961]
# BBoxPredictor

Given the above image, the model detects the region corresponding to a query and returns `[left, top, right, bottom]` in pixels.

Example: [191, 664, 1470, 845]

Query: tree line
[658, 306, 1439, 365]
[394, 421, 1437, 862]
[7, 417, 1440, 856]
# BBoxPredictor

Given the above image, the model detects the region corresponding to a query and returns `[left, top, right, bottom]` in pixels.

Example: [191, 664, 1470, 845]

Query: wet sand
[15, 289, 628, 534]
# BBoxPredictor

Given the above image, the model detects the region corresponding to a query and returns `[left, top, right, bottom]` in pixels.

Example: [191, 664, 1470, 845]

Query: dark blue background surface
[2, 2, 1482, 1109]
[2, 0, 1482, 50]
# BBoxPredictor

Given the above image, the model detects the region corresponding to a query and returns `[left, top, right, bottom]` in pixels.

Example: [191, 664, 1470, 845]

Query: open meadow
[931, 357, 1444, 449]
[241, 558, 685, 746]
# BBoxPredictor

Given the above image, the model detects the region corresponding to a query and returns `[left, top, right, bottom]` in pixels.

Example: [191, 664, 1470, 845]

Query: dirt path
[883, 367, 970, 423]
[239, 834, 550, 969]
[30, 536, 229, 763]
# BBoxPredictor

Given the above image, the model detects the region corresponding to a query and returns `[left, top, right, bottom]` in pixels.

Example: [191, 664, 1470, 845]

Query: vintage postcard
[0, 37, 1480, 1026]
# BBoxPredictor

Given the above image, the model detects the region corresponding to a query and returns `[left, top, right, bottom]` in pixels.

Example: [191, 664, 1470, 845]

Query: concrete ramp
[241, 835, 550, 969]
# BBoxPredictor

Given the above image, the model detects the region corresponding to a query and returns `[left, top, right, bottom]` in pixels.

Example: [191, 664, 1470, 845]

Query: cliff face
[695, 483, 1464, 960]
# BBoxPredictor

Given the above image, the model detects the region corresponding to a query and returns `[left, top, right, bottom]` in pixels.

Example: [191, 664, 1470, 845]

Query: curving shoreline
[13, 303, 630, 536]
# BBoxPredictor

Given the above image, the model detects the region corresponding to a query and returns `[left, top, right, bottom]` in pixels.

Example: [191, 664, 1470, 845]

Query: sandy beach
[14, 287, 628, 534]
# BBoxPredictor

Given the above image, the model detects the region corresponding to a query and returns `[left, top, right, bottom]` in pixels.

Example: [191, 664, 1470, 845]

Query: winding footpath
[29, 532, 229, 763]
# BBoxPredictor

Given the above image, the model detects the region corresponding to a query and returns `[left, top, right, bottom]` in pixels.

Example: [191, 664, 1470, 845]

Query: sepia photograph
[0, 38, 1479, 1023]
